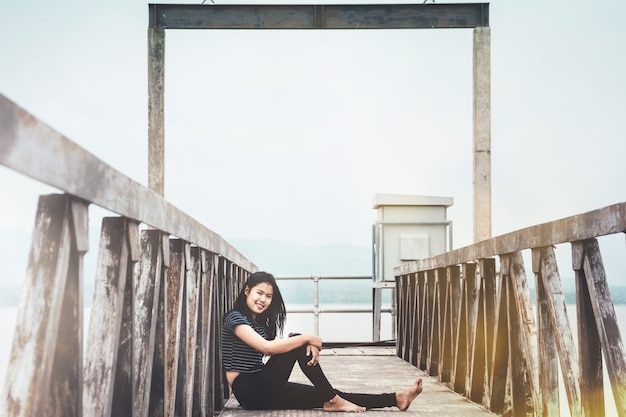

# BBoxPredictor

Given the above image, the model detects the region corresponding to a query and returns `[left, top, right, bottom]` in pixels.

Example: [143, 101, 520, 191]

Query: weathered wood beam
[534, 250, 560, 417]
[397, 202, 626, 275]
[148, 242, 168, 417]
[198, 250, 214, 417]
[580, 239, 626, 416]
[208, 253, 223, 414]
[1, 195, 87, 417]
[535, 247, 582, 417]
[166, 240, 187, 417]
[489, 269, 508, 414]
[440, 266, 460, 386]
[469, 264, 487, 405]
[423, 270, 439, 375]
[453, 263, 473, 395]
[412, 275, 421, 364]
[83, 217, 139, 417]
[149, 3, 489, 30]
[572, 240, 604, 417]
[418, 271, 429, 370]
[409, 274, 420, 366]
[45, 198, 88, 417]
[507, 251, 539, 415]
[507, 275, 529, 417]
[0, 94, 256, 272]
[409, 276, 417, 362]
[184, 247, 200, 416]
[395, 277, 403, 357]
[215, 257, 228, 409]
[461, 262, 478, 397]
[111, 222, 138, 417]
[134, 230, 164, 417]
[480, 258, 496, 406]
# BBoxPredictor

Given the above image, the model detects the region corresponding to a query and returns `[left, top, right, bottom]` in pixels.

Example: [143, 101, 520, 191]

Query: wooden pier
[2, 2, 626, 415]
[219, 346, 496, 417]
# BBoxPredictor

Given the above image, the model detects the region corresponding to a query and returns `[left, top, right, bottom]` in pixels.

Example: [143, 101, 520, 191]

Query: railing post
[453, 262, 476, 396]
[405, 274, 415, 363]
[198, 250, 212, 417]
[572, 241, 604, 417]
[425, 270, 437, 375]
[440, 265, 460, 386]
[83, 216, 139, 417]
[313, 275, 320, 336]
[574, 239, 626, 417]
[469, 258, 495, 406]
[508, 251, 539, 416]
[2, 194, 89, 417]
[395, 275, 406, 359]
[533, 248, 559, 417]
[112, 220, 140, 417]
[408, 274, 419, 366]
[534, 246, 582, 417]
[184, 247, 201, 416]
[164, 239, 186, 416]
[417, 271, 430, 371]
[216, 255, 227, 408]
[133, 230, 167, 417]
[489, 256, 509, 414]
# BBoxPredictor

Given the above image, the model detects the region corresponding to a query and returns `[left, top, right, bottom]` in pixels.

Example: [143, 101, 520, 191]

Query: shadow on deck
[219, 347, 495, 417]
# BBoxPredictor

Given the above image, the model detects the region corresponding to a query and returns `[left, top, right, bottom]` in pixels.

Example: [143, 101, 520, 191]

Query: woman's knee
[287, 333, 311, 358]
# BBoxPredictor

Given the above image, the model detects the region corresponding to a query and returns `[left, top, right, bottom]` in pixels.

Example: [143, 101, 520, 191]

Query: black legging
[230, 344, 397, 410]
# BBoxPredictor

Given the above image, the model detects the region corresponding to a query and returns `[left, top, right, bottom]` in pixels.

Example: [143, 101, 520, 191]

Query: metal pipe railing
[276, 275, 394, 338]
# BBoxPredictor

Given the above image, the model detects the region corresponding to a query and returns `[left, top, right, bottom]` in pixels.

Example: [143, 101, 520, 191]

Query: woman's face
[245, 282, 273, 318]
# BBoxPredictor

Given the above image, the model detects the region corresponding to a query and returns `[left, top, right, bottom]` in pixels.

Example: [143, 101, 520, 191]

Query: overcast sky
[1, 0, 625, 279]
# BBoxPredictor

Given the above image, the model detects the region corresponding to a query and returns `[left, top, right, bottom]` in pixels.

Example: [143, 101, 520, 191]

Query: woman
[221, 271, 423, 412]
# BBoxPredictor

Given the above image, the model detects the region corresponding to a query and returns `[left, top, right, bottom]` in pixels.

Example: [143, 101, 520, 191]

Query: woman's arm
[234, 324, 322, 356]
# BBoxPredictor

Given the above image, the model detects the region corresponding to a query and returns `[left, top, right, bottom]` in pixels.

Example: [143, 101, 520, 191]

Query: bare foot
[396, 377, 423, 411]
[323, 394, 366, 413]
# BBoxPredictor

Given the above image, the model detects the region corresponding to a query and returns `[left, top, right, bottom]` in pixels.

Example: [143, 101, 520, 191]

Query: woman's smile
[245, 282, 273, 318]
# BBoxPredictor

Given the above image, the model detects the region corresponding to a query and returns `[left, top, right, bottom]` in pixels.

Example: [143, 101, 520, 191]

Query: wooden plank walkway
[220, 346, 496, 417]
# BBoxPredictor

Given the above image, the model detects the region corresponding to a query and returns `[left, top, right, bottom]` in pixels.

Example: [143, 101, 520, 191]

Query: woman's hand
[307, 335, 323, 351]
[306, 344, 320, 366]
[305, 334, 322, 366]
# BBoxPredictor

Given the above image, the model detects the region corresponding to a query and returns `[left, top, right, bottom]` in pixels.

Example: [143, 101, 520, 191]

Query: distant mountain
[3, 230, 625, 306]
[226, 238, 375, 305]
[227, 238, 372, 276]
[0, 231, 372, 305]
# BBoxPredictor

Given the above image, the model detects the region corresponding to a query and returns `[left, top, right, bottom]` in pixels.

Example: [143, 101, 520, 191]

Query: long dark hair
[233, 271, 286, 339]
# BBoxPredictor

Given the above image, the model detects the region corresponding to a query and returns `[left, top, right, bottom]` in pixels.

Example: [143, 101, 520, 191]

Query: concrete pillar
[473, 26, 492, 242]
[148, 27, 165, 196]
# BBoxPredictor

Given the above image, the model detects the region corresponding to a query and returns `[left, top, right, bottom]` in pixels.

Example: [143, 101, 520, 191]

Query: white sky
[1, 1, 625, 262]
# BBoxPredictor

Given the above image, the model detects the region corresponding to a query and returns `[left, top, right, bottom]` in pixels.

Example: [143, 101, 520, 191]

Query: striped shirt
[222, 310, 270, 373]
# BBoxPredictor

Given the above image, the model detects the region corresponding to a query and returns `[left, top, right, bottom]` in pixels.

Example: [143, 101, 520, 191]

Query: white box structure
[371, 193, 453, 341]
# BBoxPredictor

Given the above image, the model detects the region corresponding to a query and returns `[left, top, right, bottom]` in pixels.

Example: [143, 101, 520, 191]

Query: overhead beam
[146, 2, 493, 248]
[149, 3, 489, 30]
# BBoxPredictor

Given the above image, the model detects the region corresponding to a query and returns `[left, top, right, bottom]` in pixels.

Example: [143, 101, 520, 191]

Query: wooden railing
[0, 94, 256, 417]
[395, 203, 626, 417]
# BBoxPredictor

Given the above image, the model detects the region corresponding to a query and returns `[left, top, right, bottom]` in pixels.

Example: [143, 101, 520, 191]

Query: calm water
[1, 305, 625, 416]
